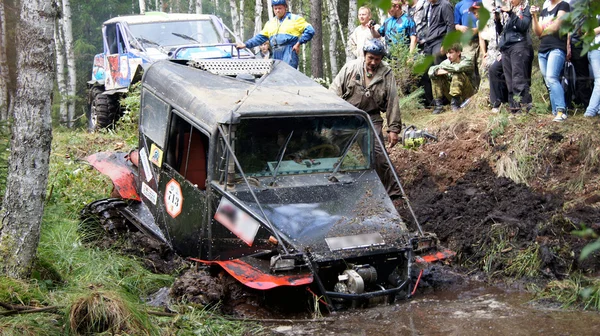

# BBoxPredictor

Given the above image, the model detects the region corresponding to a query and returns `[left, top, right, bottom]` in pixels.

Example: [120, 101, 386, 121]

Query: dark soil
[390, 120, 600, 280]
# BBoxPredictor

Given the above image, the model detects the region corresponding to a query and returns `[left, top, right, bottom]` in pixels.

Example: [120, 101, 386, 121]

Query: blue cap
[272, 0, 287, 6]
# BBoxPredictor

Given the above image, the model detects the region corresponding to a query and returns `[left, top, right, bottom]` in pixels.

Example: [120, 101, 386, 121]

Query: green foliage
[539, 274, 600, 310]
[560, 0, 600, 55]
[161, 305, 264, 335]
[505, 244, 542, 278]
[388, 41, 426, 94]
[359, 0, 392, 11]
[488, 113, 509, 140]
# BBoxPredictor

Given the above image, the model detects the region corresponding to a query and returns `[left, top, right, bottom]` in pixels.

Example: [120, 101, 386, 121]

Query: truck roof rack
[188, 59, 273, 76]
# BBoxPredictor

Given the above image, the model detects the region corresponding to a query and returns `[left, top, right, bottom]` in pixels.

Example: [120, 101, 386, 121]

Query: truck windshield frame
[235, 115, 372, 177]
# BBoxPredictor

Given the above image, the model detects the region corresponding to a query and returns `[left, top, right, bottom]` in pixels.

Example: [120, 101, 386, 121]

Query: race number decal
[164, 179, 183, 218]
[214, 197, 260, 246]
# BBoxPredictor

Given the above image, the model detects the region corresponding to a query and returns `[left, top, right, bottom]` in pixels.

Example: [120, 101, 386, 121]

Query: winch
[333, 265, 378, 294]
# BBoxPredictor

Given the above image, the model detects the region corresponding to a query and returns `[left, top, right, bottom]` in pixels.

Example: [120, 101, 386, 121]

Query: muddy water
[270, 283, 600, 336]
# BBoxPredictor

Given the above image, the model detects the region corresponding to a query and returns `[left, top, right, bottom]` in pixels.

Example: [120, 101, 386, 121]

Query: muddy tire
[87, 87, 120, 131]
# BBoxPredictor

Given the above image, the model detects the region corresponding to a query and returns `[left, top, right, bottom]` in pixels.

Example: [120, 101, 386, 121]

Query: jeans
[585, 49, 600, 117]
[538, 49, 566, 114]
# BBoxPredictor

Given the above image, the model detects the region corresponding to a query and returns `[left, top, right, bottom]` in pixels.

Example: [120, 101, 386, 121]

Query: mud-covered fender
[85, 151, 140, 201]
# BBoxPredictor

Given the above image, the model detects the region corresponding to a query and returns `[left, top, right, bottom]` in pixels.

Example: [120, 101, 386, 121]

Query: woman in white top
[584, 19, 600, 118]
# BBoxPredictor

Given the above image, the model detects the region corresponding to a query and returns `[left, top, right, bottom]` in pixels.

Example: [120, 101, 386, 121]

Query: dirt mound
[392, 124, 600, 279]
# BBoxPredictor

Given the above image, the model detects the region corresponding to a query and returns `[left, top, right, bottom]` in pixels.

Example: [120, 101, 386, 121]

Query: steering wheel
[304, 144, 340, 158]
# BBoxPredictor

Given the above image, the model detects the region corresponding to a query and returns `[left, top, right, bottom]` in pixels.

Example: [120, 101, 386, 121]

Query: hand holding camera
[368, 20, 376, 29]
[530, 5, 540, 16]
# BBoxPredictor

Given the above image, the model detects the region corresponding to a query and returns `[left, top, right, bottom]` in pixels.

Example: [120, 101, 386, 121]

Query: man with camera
[371, 0, 417, 53]
[348, 6, 381, 61]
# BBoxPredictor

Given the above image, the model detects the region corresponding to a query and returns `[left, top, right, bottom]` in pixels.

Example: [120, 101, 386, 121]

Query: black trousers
[570, 46, 593, 107]
[501, 43, 533, 110]
[489, 59, 508, 108]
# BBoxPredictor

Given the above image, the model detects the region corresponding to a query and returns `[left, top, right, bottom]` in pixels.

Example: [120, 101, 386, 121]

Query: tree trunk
[0, 0, 56, 279]
[54, 7, 68, 125]
[346, 0, 357, 62]
[378, 8, 387, 22]
[310, 0, 323, 78]
[139, 0, 146, 14]
[62, 0, 76, 127]
[254, 0, 263, 36]
[238, 0, 245, 41]
[0, 0, 10, 121]
[325, 0, 339, 77]
[195, 0, 202, 13]
[229, 0, 240, 40]
[266, 0, 273, 20]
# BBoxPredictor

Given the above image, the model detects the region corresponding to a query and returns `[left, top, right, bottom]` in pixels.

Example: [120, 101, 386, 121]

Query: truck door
[155, 112, 209, 257]
[103, 23, 133, 90]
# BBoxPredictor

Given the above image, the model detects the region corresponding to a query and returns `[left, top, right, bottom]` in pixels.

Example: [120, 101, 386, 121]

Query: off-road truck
[87, 12, 252, 130]
[83, 58, 453, 310]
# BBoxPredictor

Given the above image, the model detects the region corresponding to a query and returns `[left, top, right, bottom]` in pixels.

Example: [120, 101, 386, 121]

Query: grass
[538, 274, 600, 310]
[0, 96, 261, 334]
[504, 244, 542, 278]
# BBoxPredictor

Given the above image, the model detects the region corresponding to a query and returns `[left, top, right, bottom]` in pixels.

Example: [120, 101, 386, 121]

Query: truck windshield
[128, 20, 221, 47]
[235, 116, 372, 177]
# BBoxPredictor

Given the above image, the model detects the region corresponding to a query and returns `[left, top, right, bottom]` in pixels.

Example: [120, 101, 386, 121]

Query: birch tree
[346, 0, 357, 62]
[238, 0, 245, 41]
[195, 0, 202, 13]
[254, 0, 263, 36]
[62, 0, 76, 127]
[229, 0, 240, 40]
[266, 0, 273, 20]
[310, 0, 323, 78]
[0, 0, 57, 279]
[54, 8, 68, 125]
[325, 0, 339, 77]
[0, 0, 9, 121]
[139, 0, 146, 14]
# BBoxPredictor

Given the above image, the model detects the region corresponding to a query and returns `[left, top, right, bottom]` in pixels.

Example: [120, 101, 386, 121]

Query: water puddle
[269, 283, 600, 335]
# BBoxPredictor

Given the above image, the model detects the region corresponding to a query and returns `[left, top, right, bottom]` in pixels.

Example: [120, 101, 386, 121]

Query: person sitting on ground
[329, 39, 402, 199]
[348, 6, 381, 60]
[236, 0, 314, 69]
[255, 41, 272, 59]
[428, 43, 475, 114]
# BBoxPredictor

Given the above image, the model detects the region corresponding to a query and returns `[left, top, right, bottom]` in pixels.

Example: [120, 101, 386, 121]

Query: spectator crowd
[239, 0, 600, 123]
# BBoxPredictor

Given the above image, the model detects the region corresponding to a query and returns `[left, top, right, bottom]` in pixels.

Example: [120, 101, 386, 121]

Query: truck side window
[165, 113, 208, 190]
[105, 24, 118, 54]
[141, 90, 169, 147]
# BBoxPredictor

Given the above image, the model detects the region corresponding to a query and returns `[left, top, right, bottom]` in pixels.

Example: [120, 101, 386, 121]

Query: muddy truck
[82, 58, 454, 310]
[87, 12, 253, 130]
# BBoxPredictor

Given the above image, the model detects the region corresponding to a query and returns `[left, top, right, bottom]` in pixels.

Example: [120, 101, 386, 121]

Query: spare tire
[87, 88, 120, 130]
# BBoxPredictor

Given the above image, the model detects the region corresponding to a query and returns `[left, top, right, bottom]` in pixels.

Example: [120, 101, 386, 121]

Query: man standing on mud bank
[330, 39, 402, 199]
[236, 0, 314, 69]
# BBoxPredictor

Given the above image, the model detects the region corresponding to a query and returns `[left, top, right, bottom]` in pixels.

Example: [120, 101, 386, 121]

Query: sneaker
[553, 110, 567, 122]
[491, 107, 500, 113]
[583, 112, 596, 118]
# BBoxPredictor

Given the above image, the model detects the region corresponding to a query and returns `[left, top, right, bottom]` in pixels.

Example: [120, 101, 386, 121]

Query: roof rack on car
[187, 59, 274, 76]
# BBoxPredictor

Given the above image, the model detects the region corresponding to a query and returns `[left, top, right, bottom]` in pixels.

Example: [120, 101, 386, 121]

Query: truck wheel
[88, 89, 120, 130]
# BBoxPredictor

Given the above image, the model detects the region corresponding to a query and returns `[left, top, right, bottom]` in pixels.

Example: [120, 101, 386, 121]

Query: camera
[368, 20, 376, 28]
[493, 6, 503, 13]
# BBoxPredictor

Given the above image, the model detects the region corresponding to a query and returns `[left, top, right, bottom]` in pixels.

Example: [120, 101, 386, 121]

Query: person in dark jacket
[419, 0, 455, 106]
[495, 0, 533, 114]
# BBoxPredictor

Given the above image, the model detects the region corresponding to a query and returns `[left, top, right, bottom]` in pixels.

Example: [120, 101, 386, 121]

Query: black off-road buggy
[82, 58, 453, 310]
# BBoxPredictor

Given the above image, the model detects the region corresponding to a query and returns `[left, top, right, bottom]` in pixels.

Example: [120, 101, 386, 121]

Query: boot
[432, 99, 444, 114]
[450, 96, 461, 111]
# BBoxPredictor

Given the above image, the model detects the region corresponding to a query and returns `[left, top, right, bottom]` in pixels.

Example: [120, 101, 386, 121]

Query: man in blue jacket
[236, 0, 314, 69]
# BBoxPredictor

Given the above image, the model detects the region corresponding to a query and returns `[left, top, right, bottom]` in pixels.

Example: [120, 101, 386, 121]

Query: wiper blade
[137, 36, 161, 47]
[172, 32, 200, 43]
[269, 131, 294, 186]
[331, 129, 361, 176]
